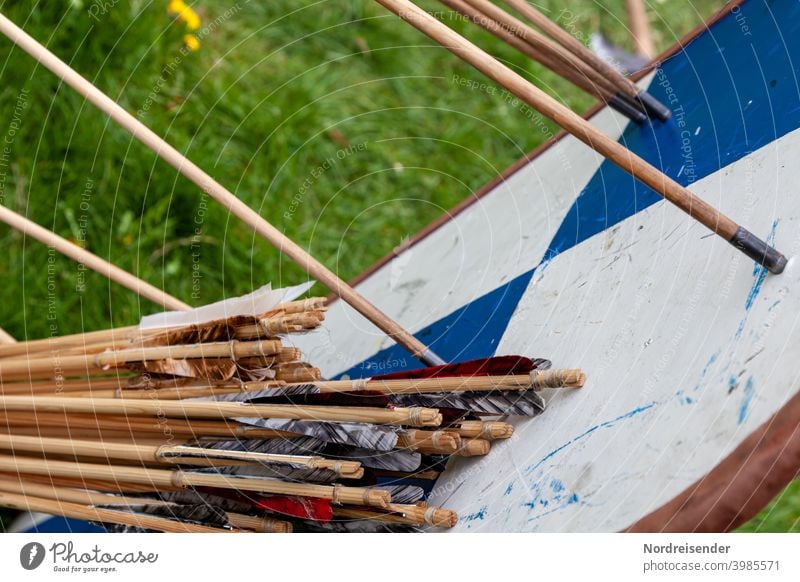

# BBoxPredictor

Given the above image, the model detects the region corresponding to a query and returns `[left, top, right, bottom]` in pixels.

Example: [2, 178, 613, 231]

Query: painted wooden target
[293, 0, 800, 532]
[13, 0, 800, 533]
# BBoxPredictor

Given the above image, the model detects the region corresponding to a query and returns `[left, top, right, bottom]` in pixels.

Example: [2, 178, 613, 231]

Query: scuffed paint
[464, 506, 487, 522]
[686, 350, 722, 400]
[525, 403, 656, 475]
[504, 483, 514, 496]
[745, 264, 769, 311]
[702, 351, 720, 375]
[523, 478, 585, 522]
[744, 220, 779, 312]
[738, 377, 755, 424]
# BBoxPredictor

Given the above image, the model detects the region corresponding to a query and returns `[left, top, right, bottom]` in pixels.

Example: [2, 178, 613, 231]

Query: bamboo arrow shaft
[0, 411, 180, 437]
[0, 394, 442, 426]
[0, 411, 294, 440]
[625, 0, 656, 58]
[460, 0, 623, 99]
[440, 0, 649, 123]
[6, 370, 585, 398]
[0, 13, 443, 365]
[226, 513, 292, 533]
[0, 476, 169, 508]
[0, 479, 264, 531]
[449, 420, 514, 439]
[0, 339, 282, 379]
[0, 489, 230, 533]
[288, 369, 585, 393]
[373, 0, 787, 273]
[0, 433, 362, 474]
[0, 205, 189, 311]
[440, 0, 613, 102]
[0, 453, 390, 507]
[0, 432, 162, 464]
[503, 0, 644, 97]
[0, 326, 141, 359]
[333, 503, 458, 528]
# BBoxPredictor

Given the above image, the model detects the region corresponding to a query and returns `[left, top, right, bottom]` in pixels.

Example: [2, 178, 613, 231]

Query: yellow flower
[167, 0, 183, 13]
[184, 34, 200, 52]
[183, 11, 201, 31]
[168, 0, 202, 33]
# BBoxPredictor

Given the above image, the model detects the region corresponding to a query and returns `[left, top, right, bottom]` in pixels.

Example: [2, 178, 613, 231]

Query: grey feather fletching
[234, 418, 401, 451]
[157, 490, 252, 514]
[325, 445, 421, 472]
[189, 464, 339, 483]
[203, 437, 326, 456]
[390, 390, 545, 416]
[378, 485, 425, 504]
[192, 384, 320, 402]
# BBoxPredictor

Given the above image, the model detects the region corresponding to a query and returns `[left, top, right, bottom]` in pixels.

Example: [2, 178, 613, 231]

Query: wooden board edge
[330, 0, 800, 534]
[626, 388, 800, 532]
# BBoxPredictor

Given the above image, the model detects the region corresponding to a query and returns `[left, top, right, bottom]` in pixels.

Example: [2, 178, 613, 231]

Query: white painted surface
[429, 127, 800, 531]
[295, 74, 800, 532]
[295, 85, 642, 376]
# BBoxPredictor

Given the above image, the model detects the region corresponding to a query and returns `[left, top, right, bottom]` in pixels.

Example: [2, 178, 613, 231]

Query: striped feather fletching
[202, 384, 321, 402]
[98, 504, 231, 533]
[233, 418, 401, 451]
[324, 445, 421, 472]
[191, 464, 339, 483]
[390, 390, 545, 416]
[157, 490, 253, 514]
[202, 437, 326, 456]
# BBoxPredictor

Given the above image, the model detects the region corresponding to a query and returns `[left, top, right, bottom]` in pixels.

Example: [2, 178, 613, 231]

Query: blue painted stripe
[337, 270, 534, 378]
[25, 0, 800, 531]
[19, 517, 106, 534]
[547, 0, 800, 257]
[344, 0, 800, 378]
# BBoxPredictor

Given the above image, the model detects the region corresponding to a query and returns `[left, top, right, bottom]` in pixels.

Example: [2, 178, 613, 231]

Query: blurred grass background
[0, 0, 796, 532]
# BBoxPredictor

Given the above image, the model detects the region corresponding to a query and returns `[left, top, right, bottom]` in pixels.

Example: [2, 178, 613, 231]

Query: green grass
[0, 0, 795, 532]
[737, 480, 800, 533]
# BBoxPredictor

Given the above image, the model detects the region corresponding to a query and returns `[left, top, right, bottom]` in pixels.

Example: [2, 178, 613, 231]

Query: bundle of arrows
[0, 291, 586, 533]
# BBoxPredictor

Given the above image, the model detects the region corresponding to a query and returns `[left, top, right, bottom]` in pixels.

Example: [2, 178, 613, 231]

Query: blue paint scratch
[735, 220, 779, 338]
[504, 483, 514, 496]
[745, 264, 769, 311]
[525, 403, 656, 475]
[738, 376, 755, 424]
[464, 506, 487, 523]
[702, 351, 720, 376]
[522, 478, 585, 522]
[744, 220, 779, 311]
[688, 350, 722, 398]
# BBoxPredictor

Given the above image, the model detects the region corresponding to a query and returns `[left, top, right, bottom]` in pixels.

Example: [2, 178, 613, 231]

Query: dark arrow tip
[609, 94, 648, 124]
[730, 226, 788, 274]
[636, 91, 672, 122]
